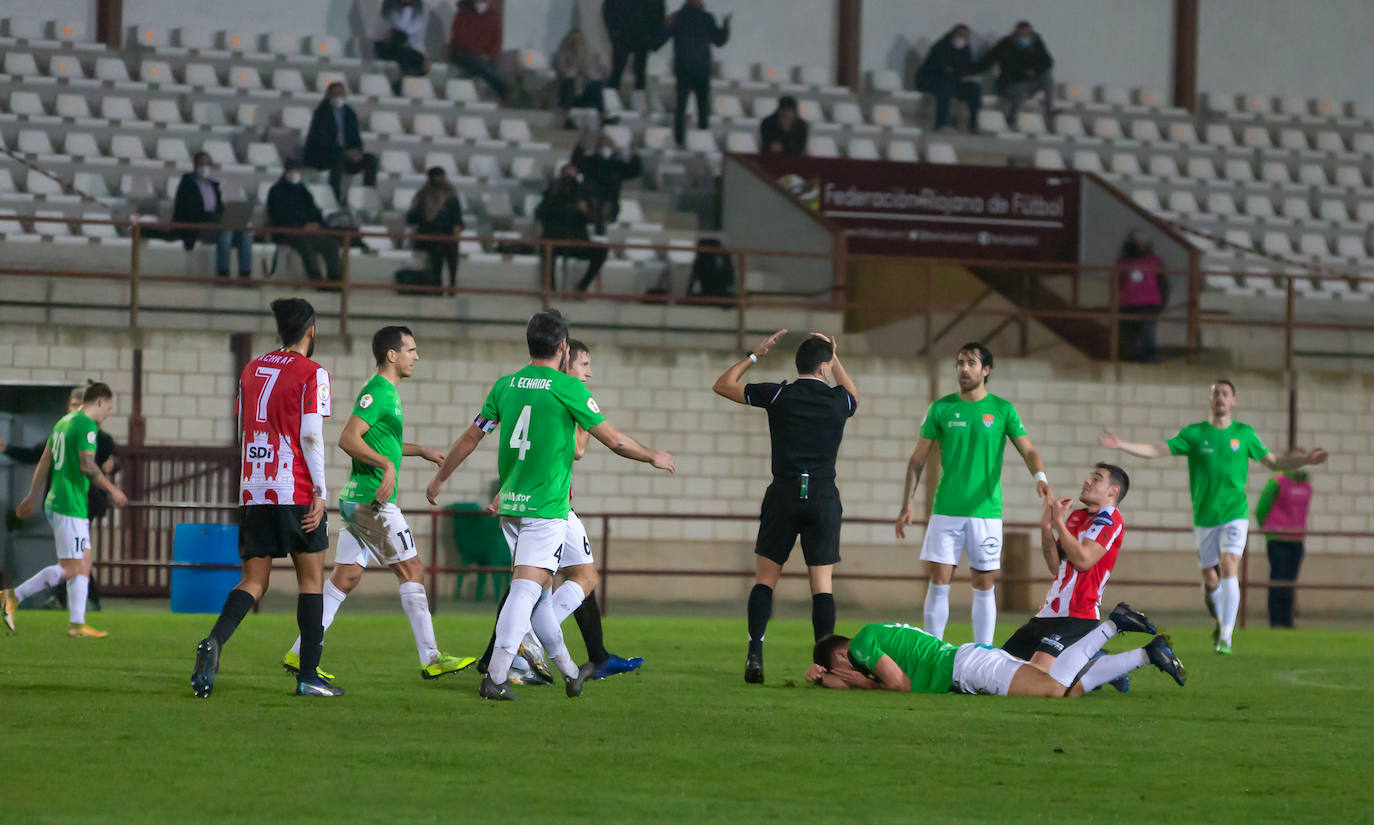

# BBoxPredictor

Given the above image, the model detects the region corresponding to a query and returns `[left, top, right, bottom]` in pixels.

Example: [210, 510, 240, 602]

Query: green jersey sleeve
[1166, 426, 1194, 456]
[352, 387, 385, 428]
[917, 402, 941, 441]
[556, 375, 606, 431]
[76, 415, 98, 452]
[1004, 400, 1027, 439]
[1246, 426, 1270, 461]
[476, 381, 501, 431]
[848, 626, 883, 676]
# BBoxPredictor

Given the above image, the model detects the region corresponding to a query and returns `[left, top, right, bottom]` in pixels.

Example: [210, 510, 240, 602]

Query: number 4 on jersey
[509, 405, 533, 461]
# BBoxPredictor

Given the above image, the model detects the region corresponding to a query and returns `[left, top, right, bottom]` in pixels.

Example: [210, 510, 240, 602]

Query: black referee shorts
[238, 504, 329, 560]
[1001, 616, 1101, 660]
[753, 479, 842, 567]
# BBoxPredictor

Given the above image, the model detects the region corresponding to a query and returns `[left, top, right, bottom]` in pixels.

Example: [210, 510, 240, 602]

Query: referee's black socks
[297, 593, 324, 682]
[747, 584, 773, 644]
[208, 588, 256, 647]
[811, 592, 835, 641]
[573, 593, 609, 666]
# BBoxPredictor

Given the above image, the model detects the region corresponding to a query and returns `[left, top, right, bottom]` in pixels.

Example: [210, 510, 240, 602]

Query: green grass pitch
[1, 609, 1370, 824]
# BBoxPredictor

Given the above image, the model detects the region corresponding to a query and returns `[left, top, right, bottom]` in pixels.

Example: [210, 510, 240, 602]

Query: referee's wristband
[746, 352, 757, 363]
[1034, 471, 1048, 485]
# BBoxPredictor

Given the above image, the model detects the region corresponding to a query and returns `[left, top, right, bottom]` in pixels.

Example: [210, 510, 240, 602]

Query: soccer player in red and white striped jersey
[1001, 463, 1130, 681]
[191, 298, 342, 698]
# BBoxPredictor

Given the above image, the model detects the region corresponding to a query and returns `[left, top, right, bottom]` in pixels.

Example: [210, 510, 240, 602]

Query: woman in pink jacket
[1255, 453, 1313, 628]
[1116, 230, 1168, 363]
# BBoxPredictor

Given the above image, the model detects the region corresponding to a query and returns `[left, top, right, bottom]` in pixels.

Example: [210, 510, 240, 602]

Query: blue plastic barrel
[170, 523, 240, 613]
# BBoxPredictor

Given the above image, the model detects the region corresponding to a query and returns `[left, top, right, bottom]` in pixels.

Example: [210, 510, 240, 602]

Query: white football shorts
[46, 510, 90, 560]
[919, 514, 1005, 571]
[500, 511, 594, 572]
[951, 643, 1025, 696]
[1194, 518, 1249, 568]
[335, 500, 418, 567]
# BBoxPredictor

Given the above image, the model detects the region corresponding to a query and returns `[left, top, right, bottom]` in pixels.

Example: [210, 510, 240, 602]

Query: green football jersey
[340, 374, 404, 505]
[918, 393, 1028, 518]
[478, 365, 606, 519]
[44, 410, 99, 519]
[1166, 421, 1269, 526]
[848, 623, 957, 694]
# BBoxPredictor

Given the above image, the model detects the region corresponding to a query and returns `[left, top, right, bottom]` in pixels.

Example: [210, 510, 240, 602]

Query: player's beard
[306, 336, 315, 358]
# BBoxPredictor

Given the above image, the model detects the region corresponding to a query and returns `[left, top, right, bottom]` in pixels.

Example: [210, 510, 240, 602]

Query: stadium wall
[3, 323, 1370, 615]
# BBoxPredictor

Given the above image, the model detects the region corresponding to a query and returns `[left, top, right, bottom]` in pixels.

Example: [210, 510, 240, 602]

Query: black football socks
[573, 593, 609, 666]
[209, 588, 256, 647]
[297, 593, 324, 681]
[811, 592, 836, 641]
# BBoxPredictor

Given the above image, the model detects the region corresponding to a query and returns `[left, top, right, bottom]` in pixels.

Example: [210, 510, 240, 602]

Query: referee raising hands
[713, 330, 859, 685]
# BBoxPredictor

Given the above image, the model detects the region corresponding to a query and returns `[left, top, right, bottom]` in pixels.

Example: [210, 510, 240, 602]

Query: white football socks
[971, 587, 997, 645]
[489, 578, 542, 684]
[399, 581, 439, 665]
[530, 587, 579, 680]
[1049, 620, 1119, 687]
[923, 583, 950, 639]
[67, 574, 89, 625]
[14, 564, 64, 603]
[1079, 649, 1149, 692]
[1218, 576, 1240, 644]
[551, 581, 586, 624]
[290, 579, 346, 656]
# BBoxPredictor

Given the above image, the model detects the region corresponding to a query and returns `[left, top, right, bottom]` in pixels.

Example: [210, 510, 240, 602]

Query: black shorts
[1001, 616, 1100, 660]
[238, 505, 329, 560]
[753, 479, 842, 567]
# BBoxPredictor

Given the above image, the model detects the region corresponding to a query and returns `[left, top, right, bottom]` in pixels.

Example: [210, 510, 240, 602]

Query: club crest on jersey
[1229, 438, 1240, 451]
[359, 393, 373, 409]
[319, 383, 330, 405]
[587, 397, 601, 414]
[982, 413, 994, 428]
[87, 431, 96, 444]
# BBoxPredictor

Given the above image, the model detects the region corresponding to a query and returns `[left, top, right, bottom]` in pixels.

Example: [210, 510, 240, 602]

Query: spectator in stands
[974, 20, 1055, 130]
[659, 0, 730, 147]
[759, 96, 809, 155]
[536, 163, 608, 292]
[267, 159, 342, 282]
[1115, 229, 1167, 363]
[373, 0, 430, 77]
[303, 82, 380, 202]
[554, 28, 610, 129]
[406, 167, 465, 287]
[450, 0, 509, 102]
[604, 0, 666, 110]
[915, 23, 981, 133]
[172, 151, 252, 280]
[1256, 454, 1313, 628]
[572, 134, 643, 234]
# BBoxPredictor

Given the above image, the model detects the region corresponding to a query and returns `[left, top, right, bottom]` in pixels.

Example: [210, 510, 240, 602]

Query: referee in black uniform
[713, 329, 859, 684]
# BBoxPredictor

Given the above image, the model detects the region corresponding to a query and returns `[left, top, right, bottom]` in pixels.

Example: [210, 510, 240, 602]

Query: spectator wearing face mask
[303, 82, 380, 201]
[915, 23, 982, 133]
[571, 135, 643, 234]
[658, 0, 730, 147]
[1115, 229, 1167, 363]
[171, 151, 253, 279]
[267, 159, 342, 282]
[374, 0, 430, 77]
[450, 0, 509, 101]
[974, 20, 1055, 130]
[759, 96, 809, 155]
[406, 167, 465, 286]
[554, 27, 610, 129]
[536, 164, 608, 292]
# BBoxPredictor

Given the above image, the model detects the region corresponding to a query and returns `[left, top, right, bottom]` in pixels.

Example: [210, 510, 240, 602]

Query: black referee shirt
[744, 377, 855, 480]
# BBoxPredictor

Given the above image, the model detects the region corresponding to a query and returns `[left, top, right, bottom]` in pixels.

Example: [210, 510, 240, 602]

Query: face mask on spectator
[599, 147, 614, 159]
[952, 37, 967, 48]
[196, 165, 210, 178]
[1017, 35, 1033, 47]
[330, 96, 345, 109]
[287, 171, 303, 184]
[475, 1, 489, 12]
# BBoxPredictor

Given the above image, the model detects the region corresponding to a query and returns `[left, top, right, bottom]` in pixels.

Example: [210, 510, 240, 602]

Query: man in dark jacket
[302, 82, 380, 200]
[171, 152, 253, 279]
[266, 159, 342, 281]
[915, 24, 981, 133]
[974, 20, 1055, 130]
[759, 96, 809, 155]
[571, 135, 643, 234]
[659, 0, 730, 147]
[603, 0, 665, 107]
[536, 164, 608, 292]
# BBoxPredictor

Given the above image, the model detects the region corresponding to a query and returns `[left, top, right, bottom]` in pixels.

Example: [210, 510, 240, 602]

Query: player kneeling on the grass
[191, 298, 342, 698]
[807, 603, 1185, 697]
[5, 382, 127, 638]
[426, 310, 674, 701]
[1002, 463, 1131, 691]
[283, 326, 475, 682]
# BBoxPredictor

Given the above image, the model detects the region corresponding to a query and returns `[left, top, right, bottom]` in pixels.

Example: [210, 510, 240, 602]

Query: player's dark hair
[526, 309, 568, 359]
[795, 337, 833, 374]
[271, 297, 317, 347]
[82, 380, 113, 404]
[372, 325, 415, 366]
[568, 338, 590, 360]
[813, 634, 851, 668]
[958, 342, 994, 383]
[1215, 378, 1236, 396]
[1095, 462, 1130, 503]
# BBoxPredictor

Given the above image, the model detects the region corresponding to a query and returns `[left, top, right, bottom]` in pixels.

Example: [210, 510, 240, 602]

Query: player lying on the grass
[4, 382, 127, 638]
[426, 310, 674, 700]
[474, 338, 643, 684]
[282, 326, 475, 682]
[1001, 463, 1131, 689]
[806, 603, 1185, 697]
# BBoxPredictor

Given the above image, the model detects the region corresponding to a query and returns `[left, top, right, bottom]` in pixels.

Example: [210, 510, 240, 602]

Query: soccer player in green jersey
[1098, 379, 1327, 653]
[806, 602, 1185, 697]
[893, 343, 1051, 646]
[5, 382, 127, 637]
[282, 326, 476, 681]
[426, 310, 674, 700]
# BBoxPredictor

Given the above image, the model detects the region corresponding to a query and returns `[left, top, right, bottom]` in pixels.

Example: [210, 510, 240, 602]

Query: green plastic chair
[448, 502, 511, 601]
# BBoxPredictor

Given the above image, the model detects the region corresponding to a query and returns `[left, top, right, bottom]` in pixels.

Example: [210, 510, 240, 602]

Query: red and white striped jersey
[238, 350, 331, 506]
[1036, 505, 1124, 620]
